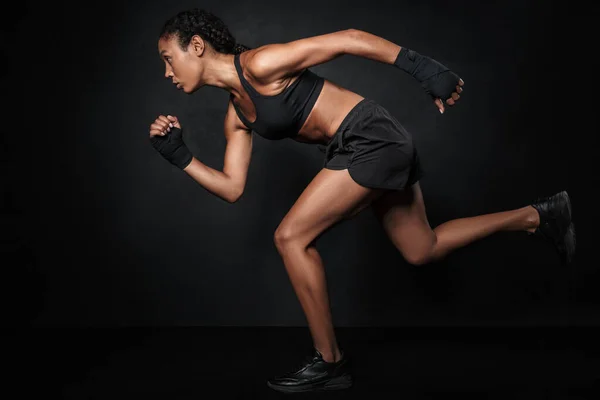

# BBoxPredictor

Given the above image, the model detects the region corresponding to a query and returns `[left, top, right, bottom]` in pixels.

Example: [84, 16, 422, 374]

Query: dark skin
[150, 29, 539, 363]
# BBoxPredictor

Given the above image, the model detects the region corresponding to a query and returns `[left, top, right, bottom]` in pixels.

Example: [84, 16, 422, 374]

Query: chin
[187, 85, 202, 94]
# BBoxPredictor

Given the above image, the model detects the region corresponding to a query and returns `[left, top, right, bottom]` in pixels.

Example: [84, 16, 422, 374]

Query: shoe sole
[267, 373, 353, 393]
[562, 190, 572, 225]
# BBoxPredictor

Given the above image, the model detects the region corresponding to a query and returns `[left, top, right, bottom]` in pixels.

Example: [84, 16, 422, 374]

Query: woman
[148, 8, 575, 393]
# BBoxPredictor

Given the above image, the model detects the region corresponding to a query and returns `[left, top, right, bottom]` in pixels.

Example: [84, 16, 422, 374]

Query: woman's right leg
[371, 181, 541, 265]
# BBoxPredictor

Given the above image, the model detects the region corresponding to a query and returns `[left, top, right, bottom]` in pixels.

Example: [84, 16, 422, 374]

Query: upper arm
[250, 29, 355, 80]
[223, 99, 253, 198]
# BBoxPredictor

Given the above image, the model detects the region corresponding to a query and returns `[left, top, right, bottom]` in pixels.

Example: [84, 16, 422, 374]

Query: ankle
[319, 348, 343, 363]
[525, 205, 540, 232]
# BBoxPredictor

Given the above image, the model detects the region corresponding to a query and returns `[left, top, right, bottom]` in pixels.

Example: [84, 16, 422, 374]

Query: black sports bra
[230, 52, 325, 140]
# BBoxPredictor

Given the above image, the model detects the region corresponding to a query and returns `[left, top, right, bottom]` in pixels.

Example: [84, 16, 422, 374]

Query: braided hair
[159, 8, 252, 55]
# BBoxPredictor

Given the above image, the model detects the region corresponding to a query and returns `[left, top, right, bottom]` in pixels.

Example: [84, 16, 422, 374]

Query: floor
[7, 326, 599, 399]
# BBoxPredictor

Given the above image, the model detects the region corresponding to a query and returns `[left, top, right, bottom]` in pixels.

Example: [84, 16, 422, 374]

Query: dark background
[3, 0, 595, 327]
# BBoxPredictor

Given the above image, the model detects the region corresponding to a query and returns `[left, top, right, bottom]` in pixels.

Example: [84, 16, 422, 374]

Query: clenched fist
[149, 115, 181, 137]
[149, 115, 193, 170]
[394, 47, 464, 114]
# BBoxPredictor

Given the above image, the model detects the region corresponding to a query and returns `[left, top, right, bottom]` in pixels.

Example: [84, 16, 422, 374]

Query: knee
[404, 231, 438, 266]
[404, 252, 433, 266]
[273, 224, 299, 251]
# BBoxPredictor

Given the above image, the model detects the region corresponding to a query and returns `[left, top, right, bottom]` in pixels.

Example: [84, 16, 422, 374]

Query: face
[158, 35, 203, 93]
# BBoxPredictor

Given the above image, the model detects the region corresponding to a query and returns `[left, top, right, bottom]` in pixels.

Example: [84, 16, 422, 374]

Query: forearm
[183, 157, 240, 203]
[346, 29, 402, 65]
[348, 29, 462, 109]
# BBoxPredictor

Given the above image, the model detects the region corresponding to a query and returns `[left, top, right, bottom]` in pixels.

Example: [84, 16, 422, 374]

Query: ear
[190, 35, 205, 56]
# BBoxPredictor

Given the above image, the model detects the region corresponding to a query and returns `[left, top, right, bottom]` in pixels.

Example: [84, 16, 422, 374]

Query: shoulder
[237, 47, 278, 82]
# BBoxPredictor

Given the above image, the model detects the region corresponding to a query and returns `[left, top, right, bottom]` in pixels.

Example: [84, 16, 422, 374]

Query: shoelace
[288, 353, 320, 373]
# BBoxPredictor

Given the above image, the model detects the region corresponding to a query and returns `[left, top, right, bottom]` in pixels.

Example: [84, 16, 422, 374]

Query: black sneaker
[266, 349, 353, 393]
[530, 190, 576, 266]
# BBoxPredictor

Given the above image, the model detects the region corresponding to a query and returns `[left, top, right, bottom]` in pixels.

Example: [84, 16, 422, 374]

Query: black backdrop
[3, 0, 596, 327]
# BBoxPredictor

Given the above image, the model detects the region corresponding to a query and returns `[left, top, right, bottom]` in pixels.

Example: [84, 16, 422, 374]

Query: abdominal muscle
[293, 79, 365, 145]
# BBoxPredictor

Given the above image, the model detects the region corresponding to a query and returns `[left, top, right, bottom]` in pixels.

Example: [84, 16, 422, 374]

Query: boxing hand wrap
[393, 47, 460, 101]
[150, 127, 193, 170]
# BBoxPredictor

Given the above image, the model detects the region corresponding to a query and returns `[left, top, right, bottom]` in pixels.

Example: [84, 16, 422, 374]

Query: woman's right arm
[183, 100, 253, 203]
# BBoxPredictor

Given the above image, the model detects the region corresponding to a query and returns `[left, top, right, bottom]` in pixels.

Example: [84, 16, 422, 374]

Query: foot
[266, 348, 353, 393]
[530, 190, 576, 266]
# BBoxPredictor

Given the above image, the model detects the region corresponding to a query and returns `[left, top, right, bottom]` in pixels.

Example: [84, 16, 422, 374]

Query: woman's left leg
[274, 167, 385, 363]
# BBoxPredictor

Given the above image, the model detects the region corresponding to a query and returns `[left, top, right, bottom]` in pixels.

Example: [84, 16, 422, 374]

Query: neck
[199, 52, 242, 96]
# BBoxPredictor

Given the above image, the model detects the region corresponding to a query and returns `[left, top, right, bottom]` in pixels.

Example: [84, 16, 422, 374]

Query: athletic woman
[149, 8, 575, 393]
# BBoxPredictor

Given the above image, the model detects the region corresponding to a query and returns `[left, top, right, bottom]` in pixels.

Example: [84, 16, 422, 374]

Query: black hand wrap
[393, 47, 460, 101]
[149, 127, 193, 170]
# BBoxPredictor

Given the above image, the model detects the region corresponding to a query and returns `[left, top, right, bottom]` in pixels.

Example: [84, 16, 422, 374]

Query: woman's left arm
[342, 29, 403, 64]
[251, 29, 463, 112]
[250, 29, 399, 79]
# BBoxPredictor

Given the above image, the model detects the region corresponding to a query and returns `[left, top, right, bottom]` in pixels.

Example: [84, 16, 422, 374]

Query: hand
[149, 115, 181, 137]
[433, 78, 464, 114]
[393, 47, 465, 114]
[149, 115, 193, 170]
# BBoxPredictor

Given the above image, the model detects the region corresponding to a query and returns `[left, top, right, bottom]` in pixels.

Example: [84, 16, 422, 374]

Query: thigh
[275, 168, 386, 248]
[371, 181, 436, 262]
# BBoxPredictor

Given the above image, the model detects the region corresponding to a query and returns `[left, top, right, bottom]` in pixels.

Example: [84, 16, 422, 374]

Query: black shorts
[323, 98, 424, 190]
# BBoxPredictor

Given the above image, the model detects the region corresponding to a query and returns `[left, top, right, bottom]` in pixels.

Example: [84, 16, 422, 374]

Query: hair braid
[159, 8, 252, 55]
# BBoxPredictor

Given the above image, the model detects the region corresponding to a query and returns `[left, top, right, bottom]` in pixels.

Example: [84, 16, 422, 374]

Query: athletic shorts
[322, 98, 424, 190]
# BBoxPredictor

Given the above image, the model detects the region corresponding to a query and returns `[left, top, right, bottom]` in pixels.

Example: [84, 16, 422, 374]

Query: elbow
[346, 28, 363, 37]
[344, 28, 359, 43]
[342, 29, 364, 56]
[228, 187, 244, 204]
